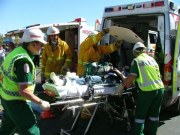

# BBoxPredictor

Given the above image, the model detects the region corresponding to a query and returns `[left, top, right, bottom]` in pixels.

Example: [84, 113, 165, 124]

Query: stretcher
[42, 75, 136, 134]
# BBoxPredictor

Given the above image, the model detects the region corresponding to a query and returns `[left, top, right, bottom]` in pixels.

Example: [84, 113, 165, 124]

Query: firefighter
[116, 42, 164, 135]
[0, 28, 50, 135]
[41, 26, 72, 82]
[77, 28, 124, 76]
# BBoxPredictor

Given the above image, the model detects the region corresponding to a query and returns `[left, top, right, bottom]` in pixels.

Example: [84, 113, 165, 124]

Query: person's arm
[41, 46, 47, 81]
[19, 84, 42, 104]
[98, 40, 124, 54]
[122, 73, 137, 88]
[15, 58, 50, 110]
[112, 68, 126, 81]
[80, 28, 109, 51]
[60, 41, 72, 73]
[115, 60, 138, 94]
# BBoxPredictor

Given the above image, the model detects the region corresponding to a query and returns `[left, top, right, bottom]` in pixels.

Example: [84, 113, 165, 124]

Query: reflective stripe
[1, 66, 16, 81]
[47, 57, 52, 61]
[45, 72, 50, 76]
[92, 35, 96, 43]
[56, 57, 64, 61]
[2, 87, 20, 96]
[65, 59, 71, 62]
[1, 54, 31, 82]
[138, 79, 163, 87]
[47, 57, 64, 61]
[149, 116, 159, 121]
[78, 60, 88, 65]
[135, 119, 145, 124]
[110, 44, 114, 52]
[83, 62, 88, 65]
[78, 60, 83, 64]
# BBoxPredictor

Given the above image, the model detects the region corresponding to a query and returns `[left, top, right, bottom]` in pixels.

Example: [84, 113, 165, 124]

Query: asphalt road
[37, 105, 180, 135]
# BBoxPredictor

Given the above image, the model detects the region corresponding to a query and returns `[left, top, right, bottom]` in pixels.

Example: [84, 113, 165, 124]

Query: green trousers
[134, 88, 164, 135]
[0, 97, 40, 135]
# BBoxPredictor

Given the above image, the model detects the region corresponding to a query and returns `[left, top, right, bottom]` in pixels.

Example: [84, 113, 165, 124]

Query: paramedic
[0, 44, 6, 65]
[77, 28, 124, 76]
[41, 26, 72, 81]
[116, 42, 164, 135]
[0, 28, 50, 135]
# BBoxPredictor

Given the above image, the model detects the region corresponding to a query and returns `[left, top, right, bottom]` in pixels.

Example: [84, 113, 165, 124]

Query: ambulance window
[149, 34, 157, 44]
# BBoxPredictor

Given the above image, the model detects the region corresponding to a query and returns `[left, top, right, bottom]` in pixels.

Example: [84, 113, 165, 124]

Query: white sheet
[42, 82, 118, 99]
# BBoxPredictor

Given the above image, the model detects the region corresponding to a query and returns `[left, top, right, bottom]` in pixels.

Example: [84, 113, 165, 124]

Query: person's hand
[115, 40, 124, 47]
[103, 28, 110, 34]
[114, 84, 124, 95]
[101, 28, 110, 35]
[60, 64, 69, 75]
[39, 100, 50, 110]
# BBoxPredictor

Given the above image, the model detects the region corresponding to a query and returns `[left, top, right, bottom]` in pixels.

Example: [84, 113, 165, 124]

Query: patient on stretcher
[42, 72, 119, 99]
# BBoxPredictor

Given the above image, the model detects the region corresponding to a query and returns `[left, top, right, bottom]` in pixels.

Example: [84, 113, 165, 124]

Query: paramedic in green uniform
[116, 42, 164, 135]
[0, 28, 50, 135]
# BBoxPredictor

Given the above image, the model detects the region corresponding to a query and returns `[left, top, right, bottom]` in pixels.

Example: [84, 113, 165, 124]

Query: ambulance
[100, 0, 180, 110]
[5, 17, 97, 72]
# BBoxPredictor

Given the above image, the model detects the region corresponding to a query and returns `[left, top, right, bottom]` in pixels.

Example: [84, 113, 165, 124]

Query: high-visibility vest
[0, 46, 35, 101]
[135, 53, 164, 91]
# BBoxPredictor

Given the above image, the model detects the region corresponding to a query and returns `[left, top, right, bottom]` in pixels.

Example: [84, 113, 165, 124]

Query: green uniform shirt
[130, 60, 139, 88]
[14, 46, 34, 84]
[130, 60, 139, 76]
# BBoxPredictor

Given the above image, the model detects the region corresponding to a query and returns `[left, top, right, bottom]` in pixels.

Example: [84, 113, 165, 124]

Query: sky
[0, 0, 180, 35]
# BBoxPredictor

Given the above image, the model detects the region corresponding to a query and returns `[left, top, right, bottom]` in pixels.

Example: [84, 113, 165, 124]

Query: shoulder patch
[24, 63, 30, 73]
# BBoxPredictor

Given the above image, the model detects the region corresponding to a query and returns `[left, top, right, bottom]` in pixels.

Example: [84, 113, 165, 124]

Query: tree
[0, 34, 3, 44]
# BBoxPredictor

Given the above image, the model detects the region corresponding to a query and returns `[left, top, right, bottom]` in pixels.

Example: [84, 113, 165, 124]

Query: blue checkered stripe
[2, 87, 20, 96]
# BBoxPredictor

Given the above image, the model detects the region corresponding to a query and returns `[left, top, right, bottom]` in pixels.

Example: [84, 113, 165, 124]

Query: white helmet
[133, 42, 146, 51]
[47, 26, 60, 36]
[20, 28, 47, 44]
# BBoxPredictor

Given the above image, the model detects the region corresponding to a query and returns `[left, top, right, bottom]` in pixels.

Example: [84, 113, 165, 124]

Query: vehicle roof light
[26, 24, 40, 28]
[143, 2, 154, 8]
[122, 6, 127, 10]
[7, 30, 19, 33]
[74, 18, 86, 22]
[136, 4, 142, 8]
[127, 5, 135, 10]
[154, 1, 164, 7]
[113, 6, 121, 11]
[105, 7, 114, 12]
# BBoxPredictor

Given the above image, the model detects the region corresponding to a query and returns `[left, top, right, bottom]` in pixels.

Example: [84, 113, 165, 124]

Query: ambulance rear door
[173, 20, 180, 98]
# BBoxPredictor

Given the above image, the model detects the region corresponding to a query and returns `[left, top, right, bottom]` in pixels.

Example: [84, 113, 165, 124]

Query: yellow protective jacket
[41, 38, 72, 78]
[77, 32, 119, 76]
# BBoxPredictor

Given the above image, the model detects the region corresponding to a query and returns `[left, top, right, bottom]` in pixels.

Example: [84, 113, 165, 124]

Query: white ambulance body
[5, 18, 97, 72]
[100, 0, 180, 109]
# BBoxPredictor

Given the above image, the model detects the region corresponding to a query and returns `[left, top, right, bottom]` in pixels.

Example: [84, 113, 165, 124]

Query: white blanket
[42, 81, 118, 99]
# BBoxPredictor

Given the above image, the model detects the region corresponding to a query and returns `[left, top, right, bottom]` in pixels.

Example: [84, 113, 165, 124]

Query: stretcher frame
[46, 76, 136, 134]
[51, 90, 135, 134]
[51, 96, 108, 135]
